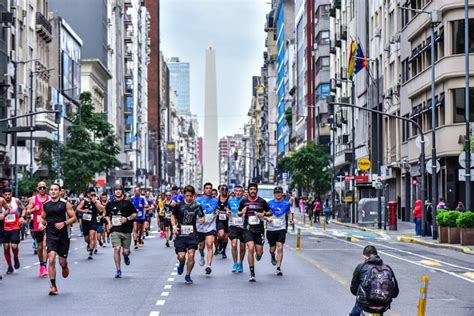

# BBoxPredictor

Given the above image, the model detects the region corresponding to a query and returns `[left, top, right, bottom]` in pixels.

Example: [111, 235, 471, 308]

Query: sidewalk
[331, 219, 474, 255]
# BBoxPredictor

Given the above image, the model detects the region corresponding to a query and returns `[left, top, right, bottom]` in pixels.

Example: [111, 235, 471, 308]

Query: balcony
[329, 41, 336, 54]
[34, 110, 57, 131]
[124, 14, 132, 25]
[36, 12, 52, 43]
[125, 49, 132, 60]
[125, 29, 134, 43]
[124, 0, 133, 8]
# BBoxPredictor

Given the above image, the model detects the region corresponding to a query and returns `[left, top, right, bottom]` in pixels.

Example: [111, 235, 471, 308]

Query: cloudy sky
[160, 0, 270, 139]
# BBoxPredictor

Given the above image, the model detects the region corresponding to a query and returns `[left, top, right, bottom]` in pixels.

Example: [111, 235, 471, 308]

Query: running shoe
[115, 269, 122, 278]
[134, 245, 139, 250]
[40, 265, 48, 277]
[94, 249, 98, 254]
[232, 263, 238, 273]
[62, 266, 69, 278]
[271, 254, 277, 266]
[205, 266, 212, 275]
[249, 275, 256, 282]
[49, 286, 58, 295]
[7, 266, 14, 274]
[165, 241, 170, 247]
[185, 275, 193, 284]
[256, 254, 262, 261]
[177, 263, 185, 275]
[199, 256, 205, 266]
[123, 253, 130, 266]
[88, 254, 93, 260]
[214, 249, 219, 256]
[237, 263, 244, 273]
[14, 257, 20, 269]
[222, 252, 227, 259]
[276, 268, 283, 276]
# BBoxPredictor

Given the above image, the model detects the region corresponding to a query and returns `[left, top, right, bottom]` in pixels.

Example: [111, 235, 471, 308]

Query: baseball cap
[273, 186, 283, 193]
[113, 184, 124, 191]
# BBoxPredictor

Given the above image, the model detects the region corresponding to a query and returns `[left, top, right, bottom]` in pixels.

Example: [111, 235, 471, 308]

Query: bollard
[303, 214, 306, 226]
[322, 216, 327, 232]
[295, 228, 301, 251]
[417, 276, 430, 316]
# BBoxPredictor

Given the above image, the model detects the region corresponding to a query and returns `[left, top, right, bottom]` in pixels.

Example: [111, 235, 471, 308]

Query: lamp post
[464, 0, 471, 214]
[399, 5, 441, 238]
[11, 59, 38, 196]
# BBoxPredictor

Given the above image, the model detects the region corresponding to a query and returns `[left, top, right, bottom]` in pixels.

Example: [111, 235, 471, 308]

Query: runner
[1, 188, 24, 274]
[76, 188, 105, 259]
[156, 193, 165, 237]
[144, 191, 154, 236]
[131, 186, 148, 249]
[171, 185, 184, 203]
[26, 181, 50, 277]
[215, 185, 230, 259]
[39, 183, 76, 295]
[105, 184, 138, 278]
[227, 185, 245, 273]
[267, 186, 294, 276]
[171, 185, 205, 284]
[212, 188, 218, 198]
[196, 182, 218, 275]
[100, 193, 110, 244]
[238, 182, 272, 282]
[97, 192, 108, 246]
[162, 191, 176, 247]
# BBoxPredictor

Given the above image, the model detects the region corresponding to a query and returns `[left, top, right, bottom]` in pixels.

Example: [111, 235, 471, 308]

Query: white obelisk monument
[203, 46, 219, 185]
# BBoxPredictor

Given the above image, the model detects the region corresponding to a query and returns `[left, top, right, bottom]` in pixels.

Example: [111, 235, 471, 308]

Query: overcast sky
[160, 0, 270, 139]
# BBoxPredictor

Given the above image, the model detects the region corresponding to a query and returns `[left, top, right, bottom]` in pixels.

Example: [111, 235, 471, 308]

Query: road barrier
[321, 216, 327, 232]
[303, 214, 306, 226]
[296, 228, 301, 251]
[417, 276, 430, 316]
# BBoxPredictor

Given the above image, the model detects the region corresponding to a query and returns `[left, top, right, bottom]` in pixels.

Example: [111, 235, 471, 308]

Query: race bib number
[231, 216, 243, 226]
[82, 213, 92, 221]
[137, 211, 143, 217]
[165, 212, 172, 219]
[205, 214, 214, 222]
[248, 216, 260, 225]
[5, 214, 16, 223]
[272, 218, 285, 228]
[112, 215, 122, 226]
[219, 213, 227, 221]
[180, 225, 194, 235]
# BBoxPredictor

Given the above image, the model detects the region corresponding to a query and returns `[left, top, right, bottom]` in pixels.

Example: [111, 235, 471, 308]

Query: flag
[348, 40, 369, 80]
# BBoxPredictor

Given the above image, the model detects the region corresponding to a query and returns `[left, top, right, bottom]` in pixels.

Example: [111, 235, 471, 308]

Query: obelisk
[203, 46, 219, 186]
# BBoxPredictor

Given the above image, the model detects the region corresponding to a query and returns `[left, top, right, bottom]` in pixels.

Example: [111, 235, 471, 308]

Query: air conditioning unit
[18, 84, 26, 95]
[393, 85, 400, 96]
[385, 88, 393, 98]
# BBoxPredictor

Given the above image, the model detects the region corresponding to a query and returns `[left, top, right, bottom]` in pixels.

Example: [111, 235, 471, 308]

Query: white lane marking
[320, 232, 474, 284]
[149, 312, 160, 316]
[80, 246, 84, 248]
[74, 248, 78, 251]
[23, 266, 31, 269]
[167, 278, 175, 282]
[164, 284, 172, 289]
[160, 292, 169, 297]
[368, 239, 473, 271]
[173, 267, 177, 271]
[74, 262, 78, 265]
[171, 272, 177, 276]
[156, 300, 166, 306]
[70, 238, 76, 241]
[175, 263, 179, 266]
[33, 262, 40, 265]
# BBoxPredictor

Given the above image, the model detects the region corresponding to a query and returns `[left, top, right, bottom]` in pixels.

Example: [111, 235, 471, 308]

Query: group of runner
[0, 180, 295, 296]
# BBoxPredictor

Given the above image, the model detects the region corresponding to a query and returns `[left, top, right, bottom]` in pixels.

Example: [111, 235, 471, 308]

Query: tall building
[167, 57, 190, 114]
[203, 47, 219, 186]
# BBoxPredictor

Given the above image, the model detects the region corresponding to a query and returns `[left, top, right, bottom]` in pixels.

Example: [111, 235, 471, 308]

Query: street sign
[357, 158, 371, 171]
[458, 152, 474, 169]
[426, 159, 440, 174]
[415, 135, 429, 149]
[458, 169, 474, 181]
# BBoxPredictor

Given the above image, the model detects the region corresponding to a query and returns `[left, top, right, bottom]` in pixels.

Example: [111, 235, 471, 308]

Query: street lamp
[11, 58, 38, 196]
[399, 5, 441, 238]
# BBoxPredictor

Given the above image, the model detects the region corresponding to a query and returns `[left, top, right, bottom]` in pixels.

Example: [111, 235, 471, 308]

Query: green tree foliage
[38, 92, 120, 193]
[278, 143, 331, 198]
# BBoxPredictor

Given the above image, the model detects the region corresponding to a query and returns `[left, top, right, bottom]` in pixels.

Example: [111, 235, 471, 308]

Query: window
[316, 83, 330, 101]
[402, 114, 410, 142]
[438, 93, 445, 126]
[316, 56, 330, 73]
[452, 88, 474, 123]
[402, 58, 410, 83]
[452, 19, 474, 55]
[316, 31, 330, 45]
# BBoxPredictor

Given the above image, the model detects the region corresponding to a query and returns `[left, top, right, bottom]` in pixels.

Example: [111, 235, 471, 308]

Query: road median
[397, 236, 473, 255]
[331, 219, 383, 233]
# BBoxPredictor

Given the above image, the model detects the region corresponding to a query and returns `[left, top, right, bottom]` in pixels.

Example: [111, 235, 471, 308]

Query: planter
[448, 227, 460, 244]
[460, 227, 474, 245]
[438, 226, 448, 243]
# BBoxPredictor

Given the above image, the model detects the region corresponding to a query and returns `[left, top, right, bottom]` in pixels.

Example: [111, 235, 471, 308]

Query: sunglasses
[166, 194, 171, 197]
[38, 186, 47, 190]
[90, 194, 97, 197]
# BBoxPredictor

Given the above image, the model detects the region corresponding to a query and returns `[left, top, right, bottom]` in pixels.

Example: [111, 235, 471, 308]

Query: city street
[1, 222, 473, 316]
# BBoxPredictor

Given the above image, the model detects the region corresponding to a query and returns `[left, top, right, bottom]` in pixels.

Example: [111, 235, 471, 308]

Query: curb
[331, 220, 383, 233]
[397, 236, 474, 255]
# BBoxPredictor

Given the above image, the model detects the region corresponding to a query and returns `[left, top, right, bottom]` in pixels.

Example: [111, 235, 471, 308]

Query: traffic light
[54, 104, 61, 124]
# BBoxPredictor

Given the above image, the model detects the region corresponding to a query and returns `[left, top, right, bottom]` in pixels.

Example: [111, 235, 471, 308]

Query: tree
[39, 92, 120, 193]
[278, 143, 331, 198]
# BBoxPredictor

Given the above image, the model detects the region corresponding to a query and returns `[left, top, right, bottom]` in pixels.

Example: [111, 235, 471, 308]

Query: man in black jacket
[350, 245, 399, 315]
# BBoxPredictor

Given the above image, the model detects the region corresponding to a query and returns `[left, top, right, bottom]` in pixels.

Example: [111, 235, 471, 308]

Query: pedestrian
[425, 200, 433, 237]
[299, 197, 306, 216]
[323, 198, 331, 224]
[313, 198, 321, 223]
[412, 199, 422, 236]
[436, 197, 447, 211]
[350, 245, 399, 315]
[455, 201, 465, 212]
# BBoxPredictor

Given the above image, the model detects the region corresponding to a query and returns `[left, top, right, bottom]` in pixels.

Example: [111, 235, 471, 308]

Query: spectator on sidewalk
[412, 200, 422, 236]
[425, 200, 433, 237]
[313, 198, 321, 224]
[323, 198, 331, 224]
[298, 197, 306, 216]
[350, 245, 399, 316]
[455, 201, 465, 212]
[437, 198, 447, 211]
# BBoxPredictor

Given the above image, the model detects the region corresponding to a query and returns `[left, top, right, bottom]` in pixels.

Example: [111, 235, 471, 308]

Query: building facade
[167, 57, 190, 114]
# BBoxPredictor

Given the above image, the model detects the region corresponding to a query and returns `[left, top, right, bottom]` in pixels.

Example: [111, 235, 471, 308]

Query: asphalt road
[1, 221, 473, 316]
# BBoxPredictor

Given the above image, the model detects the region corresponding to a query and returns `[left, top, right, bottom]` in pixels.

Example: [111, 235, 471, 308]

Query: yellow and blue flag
[348, 40, 368, 80]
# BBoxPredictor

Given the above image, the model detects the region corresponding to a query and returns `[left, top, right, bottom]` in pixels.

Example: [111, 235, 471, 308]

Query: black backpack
[359, 263, 395, 307]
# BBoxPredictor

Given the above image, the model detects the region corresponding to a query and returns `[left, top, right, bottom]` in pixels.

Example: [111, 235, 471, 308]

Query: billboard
[166, 142, 176, 178]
